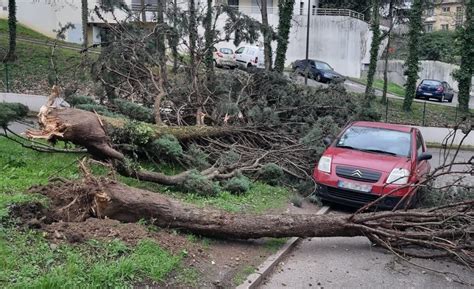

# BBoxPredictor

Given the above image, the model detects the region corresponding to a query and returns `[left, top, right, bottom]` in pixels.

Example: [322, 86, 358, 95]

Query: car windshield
[220, 48, 233, 54]
[336, 126, 411, 157]
[421, 80, 441, 86]
[315, 62, 332, 70]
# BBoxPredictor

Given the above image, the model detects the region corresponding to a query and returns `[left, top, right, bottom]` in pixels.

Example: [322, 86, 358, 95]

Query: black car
[292, 59, 345, 83]
[415, 79, 454, 103]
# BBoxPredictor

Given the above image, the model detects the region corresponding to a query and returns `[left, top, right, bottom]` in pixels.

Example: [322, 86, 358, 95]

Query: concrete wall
[213, 13, 370, 78]
[374, 60, 474, 93]
[0, 1, 372, 78]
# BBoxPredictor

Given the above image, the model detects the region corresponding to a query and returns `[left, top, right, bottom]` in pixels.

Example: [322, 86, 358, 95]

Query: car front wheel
[439, 94, 445, 102]
[315, 74, 321, 82]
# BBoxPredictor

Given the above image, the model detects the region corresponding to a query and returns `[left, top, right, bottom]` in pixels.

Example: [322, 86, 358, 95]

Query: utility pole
[304, 0, 318, 85]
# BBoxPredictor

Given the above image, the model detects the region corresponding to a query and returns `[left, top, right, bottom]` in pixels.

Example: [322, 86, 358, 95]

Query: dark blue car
[292, 59, 345, 83]
[415, 79, 454, 103]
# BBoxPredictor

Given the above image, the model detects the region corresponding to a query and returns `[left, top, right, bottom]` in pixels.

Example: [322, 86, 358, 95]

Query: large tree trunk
[381, 0, 394, 104]
[274, 0, 296, 73]
[82, 0, 88, 50]
[96, 181, 361, 239]
[455, 0, 473, 115]
[37, 178, 473, 265]
[259, 0, 273, 70]
[4, 0, 17, 62]
[364, 0, 381, 103]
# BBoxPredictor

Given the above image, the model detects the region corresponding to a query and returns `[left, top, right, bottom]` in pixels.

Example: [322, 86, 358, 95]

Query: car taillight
[254, 57, 258, 63]
[437, 85, 444, 92]
[217, 52, 223, 58]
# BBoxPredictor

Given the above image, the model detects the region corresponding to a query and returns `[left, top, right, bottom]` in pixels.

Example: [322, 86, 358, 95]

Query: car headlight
[317, 156, 332, 173]
[386, 168, 410, 185]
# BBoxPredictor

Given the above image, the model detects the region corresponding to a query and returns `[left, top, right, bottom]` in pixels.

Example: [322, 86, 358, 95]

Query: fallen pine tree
[29, 173, 473, 268]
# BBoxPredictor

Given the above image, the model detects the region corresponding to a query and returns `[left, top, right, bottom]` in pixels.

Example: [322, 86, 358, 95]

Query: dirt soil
[8, 180, 320, 288]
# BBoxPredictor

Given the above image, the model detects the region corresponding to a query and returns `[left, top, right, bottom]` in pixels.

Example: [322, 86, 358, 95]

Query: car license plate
[423, 92, 432, 96]
[338, 180, 372, 193]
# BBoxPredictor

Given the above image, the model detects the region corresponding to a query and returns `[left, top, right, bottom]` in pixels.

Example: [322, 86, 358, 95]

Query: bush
[113, 99, 154, 123]
[68, 95, 96, 107]
[301, 116, 340, 154]
[223, 175, 251, 194]
[181, 171, 220, 196]
[184, 144, 210, 169]
[151, 134, 183, 160]
[259, 163, 283, 185]
[418, 186, 473, 208]
[75, 103, 117, 117]
[0, 103, 29, 128]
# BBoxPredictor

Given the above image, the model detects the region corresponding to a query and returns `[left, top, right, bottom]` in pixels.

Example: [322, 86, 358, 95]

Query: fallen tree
[32, 174, 473, 267]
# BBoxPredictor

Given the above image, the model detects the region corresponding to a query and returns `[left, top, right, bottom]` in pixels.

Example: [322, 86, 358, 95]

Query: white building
[0, 0, 373, 78]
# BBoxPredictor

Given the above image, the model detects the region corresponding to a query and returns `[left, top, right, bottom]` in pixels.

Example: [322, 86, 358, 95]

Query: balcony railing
[316, 8, 364, 21]
[227, 6, 364, 21]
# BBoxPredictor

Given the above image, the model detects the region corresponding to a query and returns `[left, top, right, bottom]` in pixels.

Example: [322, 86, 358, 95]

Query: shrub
[290, 193, 304, 208]
[259, 163, 283, 185]
[184, 144, 210, 169]
[113, 99, 154, 123]
[75, 103, 116, 117]
[0, 103, 29, 128]
[68, 95, 96, 107]
[223, 175, 251, 194]
[151, 134, 183, 160]
[181, 171, 220, 196]
[301, 116, 340, 155]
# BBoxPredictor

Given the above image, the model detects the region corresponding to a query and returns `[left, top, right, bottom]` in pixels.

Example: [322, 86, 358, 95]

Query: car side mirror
[323, 137, 332, 146]
[417, 152, 432, 162]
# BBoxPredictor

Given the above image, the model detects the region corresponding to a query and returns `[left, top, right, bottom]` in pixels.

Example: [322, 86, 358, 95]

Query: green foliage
[223, 174, 251, 194]
[453, 0, 474, 115]
[364, 0, 382, 102]
[259, 163, 283, 185]
[150, 134, 183, 160]
[419, 31, 460, 63]
[120, 121, 155, 146]
[181, 171, 220, 196]
[0, 102, 29, 128]
[75, 103, 118, 117]
[112, 99, 154, 123]
[0, 230, 180, 288]
[68, 95, 96, 107]
[301, 116, 340, 154]
[184, 144, 210, 169]
[403, 0, 424, 111]
[290, 193, 304, 208]
[275, 0, 296, 73]
[418, 187, 473, 208]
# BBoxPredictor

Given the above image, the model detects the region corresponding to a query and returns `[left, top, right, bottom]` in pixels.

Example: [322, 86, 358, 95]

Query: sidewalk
[416, 126, 474, 147]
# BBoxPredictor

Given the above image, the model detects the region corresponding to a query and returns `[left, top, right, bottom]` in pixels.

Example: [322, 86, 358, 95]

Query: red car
[313, 121, 432, 209]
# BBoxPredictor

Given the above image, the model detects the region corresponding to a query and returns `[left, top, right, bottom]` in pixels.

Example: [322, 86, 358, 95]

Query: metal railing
[316, 8, 365, 21]
[227, 5, 278, 15]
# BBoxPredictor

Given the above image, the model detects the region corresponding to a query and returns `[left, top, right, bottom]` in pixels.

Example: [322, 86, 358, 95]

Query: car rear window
[337, 126, 411, 157]
[421, 80, 441, 86]
[219, 48, 233, 54]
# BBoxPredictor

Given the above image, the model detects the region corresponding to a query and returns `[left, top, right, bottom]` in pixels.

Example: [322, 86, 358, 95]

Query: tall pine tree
[455, 0, 473, 115]
[4, 0, 17, 62]
[274, 0, 295, 73]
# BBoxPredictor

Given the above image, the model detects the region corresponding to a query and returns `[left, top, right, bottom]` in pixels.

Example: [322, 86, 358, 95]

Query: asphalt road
[260, 237, 473, 289]
[292, 74, 474, 109]
[259, 149, 473, 289]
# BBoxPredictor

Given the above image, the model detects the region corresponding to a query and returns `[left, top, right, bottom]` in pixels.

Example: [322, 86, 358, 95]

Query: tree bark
[140, 0, 147, 22]
[259, 0, 273, 70]
[4, 0, 17, 62]
[364, 0, 381, 103]
[274, 0, 296, 73]
[93, 181, 361, 239]
[204, 0, 215, 79]
[381, 0, 394, 104]
[455, 0, 473, 115]
[82, 0, 89, 50]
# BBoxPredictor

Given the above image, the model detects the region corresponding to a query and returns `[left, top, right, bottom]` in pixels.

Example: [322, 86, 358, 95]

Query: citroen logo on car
[351, 170, 363, 177]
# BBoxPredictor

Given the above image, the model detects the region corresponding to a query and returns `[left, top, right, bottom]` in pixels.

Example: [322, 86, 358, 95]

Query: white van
[234, 46, 265, 69]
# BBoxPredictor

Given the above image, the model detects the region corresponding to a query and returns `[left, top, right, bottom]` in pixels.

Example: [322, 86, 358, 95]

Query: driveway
[292, 75, 474, 109]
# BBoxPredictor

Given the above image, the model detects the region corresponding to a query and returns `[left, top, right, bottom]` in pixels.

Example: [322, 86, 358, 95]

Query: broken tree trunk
[26, 107, 234, 160]
[37, 178, 473, 266]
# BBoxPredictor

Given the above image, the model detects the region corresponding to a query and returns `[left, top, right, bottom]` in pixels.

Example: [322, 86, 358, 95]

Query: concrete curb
[236, 206, 331, 289]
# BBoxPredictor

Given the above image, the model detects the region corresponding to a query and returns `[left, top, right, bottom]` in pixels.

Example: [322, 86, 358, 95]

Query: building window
[442, 6, 450, 13]
[441, 24, 449, 30]
[425, 24, 433, 32]
[425, 8, 434, 16]
[299, 1, 304, 15]
[312, 5, 316, 15]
